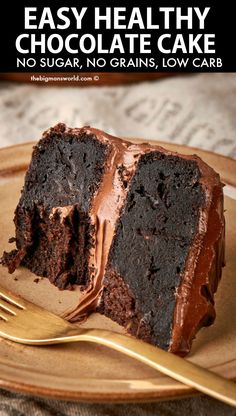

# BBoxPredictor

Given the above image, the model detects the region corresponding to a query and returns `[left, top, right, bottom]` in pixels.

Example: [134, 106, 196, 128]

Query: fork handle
[59, 328, 236, 407]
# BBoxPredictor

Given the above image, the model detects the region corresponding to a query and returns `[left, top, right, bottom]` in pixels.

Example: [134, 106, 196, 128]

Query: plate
[0, 140, 235, 403]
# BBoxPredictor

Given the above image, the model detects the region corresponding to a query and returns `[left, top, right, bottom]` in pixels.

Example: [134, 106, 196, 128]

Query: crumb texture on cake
[98, 152, 205, 350]
[2, 123, 112, 288]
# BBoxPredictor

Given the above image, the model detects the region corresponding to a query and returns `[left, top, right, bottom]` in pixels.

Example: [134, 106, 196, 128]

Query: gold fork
[0, 286, 235, 407]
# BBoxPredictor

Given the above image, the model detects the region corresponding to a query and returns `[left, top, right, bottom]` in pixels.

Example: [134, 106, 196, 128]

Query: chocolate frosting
[169, 159, 225, 355]
[53, 125, 224, 354]
[63, 127, 148, 321]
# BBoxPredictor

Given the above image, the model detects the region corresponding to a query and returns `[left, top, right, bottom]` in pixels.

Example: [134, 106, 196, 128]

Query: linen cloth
[0, 73, 235, 415]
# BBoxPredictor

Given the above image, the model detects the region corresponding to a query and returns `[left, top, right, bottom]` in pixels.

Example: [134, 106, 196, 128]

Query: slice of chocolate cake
[1, 123, 225, 355]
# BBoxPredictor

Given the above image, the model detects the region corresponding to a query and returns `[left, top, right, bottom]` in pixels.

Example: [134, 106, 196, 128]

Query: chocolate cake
[1, 123, 225, 355]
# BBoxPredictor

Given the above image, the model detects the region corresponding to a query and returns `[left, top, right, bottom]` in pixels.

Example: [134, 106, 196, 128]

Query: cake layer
[97, 151, 225, 355]
[2, 124, 113, 288]
[98, 152, 205, 351]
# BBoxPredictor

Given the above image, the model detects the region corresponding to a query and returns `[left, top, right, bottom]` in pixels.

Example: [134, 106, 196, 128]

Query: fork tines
[0, 287, 25, 321]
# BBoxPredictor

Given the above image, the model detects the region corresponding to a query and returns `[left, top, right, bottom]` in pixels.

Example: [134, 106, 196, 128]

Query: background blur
[0, 73, 236, 158]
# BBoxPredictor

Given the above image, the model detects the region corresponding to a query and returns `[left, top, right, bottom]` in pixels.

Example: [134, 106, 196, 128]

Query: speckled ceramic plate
[0, 140, 235, 403]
